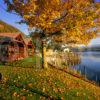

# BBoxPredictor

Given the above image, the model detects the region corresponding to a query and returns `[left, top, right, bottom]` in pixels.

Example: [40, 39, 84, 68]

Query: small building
[0, 33, 34, 62]
[24, 37, 34, 56]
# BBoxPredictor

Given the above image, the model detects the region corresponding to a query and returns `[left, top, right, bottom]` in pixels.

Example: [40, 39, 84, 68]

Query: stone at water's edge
[0, 73, 2, 81]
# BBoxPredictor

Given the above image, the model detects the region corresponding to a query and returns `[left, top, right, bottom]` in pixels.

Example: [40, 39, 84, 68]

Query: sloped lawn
[5, 55, 42, 68]
[0, 66, 100, 100]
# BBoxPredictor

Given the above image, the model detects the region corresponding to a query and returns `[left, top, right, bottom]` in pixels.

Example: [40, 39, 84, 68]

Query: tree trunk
[41, 40, 48, 69]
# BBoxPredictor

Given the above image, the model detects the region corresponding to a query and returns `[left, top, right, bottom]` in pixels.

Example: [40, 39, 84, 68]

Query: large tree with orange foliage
[3, 0, 100, 68]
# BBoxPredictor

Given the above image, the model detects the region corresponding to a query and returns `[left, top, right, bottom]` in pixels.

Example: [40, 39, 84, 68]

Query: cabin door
[0, 45, 9, 62]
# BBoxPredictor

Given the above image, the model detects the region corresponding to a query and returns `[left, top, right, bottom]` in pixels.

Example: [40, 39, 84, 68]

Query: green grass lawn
[0, 66, 100, 100]
[5, 55, 42, 68]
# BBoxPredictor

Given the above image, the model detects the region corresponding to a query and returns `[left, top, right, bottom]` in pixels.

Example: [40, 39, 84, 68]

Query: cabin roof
[0, 33, 21, 39]
[0, 33, 33, 46]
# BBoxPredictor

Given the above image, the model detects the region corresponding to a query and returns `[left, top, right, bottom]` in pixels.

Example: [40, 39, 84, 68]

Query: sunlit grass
[0, 66, 100, 100]
[4, 55, 42, 68]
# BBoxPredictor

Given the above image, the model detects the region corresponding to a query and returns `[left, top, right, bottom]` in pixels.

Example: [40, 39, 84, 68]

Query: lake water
[74, 51, 100, 85]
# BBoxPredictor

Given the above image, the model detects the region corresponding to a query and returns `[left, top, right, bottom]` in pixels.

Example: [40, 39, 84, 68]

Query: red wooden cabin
[0, 33, 34, 62]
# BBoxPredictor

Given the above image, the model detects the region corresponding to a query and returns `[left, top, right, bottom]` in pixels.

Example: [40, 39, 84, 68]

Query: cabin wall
[24, 45, 28, 58]
[0, 35, 34, 62]
[27, 45, 34, 56]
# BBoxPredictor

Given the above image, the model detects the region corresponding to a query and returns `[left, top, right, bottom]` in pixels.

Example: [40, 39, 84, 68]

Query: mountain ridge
[0, 20, 21, 33]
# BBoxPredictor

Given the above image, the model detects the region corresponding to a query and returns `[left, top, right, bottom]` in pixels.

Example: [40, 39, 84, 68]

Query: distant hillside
[0, 20, 21, 33]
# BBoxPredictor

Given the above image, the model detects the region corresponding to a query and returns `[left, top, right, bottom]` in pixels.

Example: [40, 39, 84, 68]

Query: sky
[0, 0, 29, 35]
[0, 0, 100, 45]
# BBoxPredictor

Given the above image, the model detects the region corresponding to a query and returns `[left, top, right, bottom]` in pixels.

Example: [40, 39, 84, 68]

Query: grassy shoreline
[0, 66, 100, 100]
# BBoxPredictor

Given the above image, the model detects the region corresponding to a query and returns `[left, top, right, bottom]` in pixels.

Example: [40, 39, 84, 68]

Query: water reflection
[74, 52, 100, 85]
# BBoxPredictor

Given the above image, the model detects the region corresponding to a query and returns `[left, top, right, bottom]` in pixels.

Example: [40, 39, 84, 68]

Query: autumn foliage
[3, 0, 100, 44]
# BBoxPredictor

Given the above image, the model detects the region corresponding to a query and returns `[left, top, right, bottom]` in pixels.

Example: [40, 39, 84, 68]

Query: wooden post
[24, 45, 28, 58]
